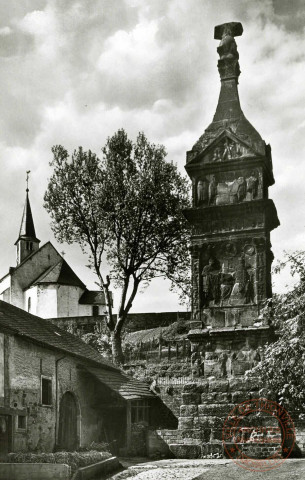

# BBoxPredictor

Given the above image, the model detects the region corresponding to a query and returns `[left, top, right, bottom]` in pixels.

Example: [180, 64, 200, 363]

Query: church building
[0, 184, 109, 322]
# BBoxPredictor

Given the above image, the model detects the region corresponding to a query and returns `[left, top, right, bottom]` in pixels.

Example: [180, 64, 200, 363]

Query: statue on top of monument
[214, 22, 243, 80]
[216, 24, 239, 62]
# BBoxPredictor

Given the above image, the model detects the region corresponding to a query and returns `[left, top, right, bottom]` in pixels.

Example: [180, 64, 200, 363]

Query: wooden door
[0, 415, 10, 460]
[58, 392, 78, 451]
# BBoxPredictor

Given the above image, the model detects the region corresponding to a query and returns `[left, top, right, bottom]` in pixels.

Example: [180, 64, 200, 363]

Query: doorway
[58, 392, 79, 451]
[0, 415, 11, 460]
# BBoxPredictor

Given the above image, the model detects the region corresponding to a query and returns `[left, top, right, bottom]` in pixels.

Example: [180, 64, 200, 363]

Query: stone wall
[158, 378, 284, 459]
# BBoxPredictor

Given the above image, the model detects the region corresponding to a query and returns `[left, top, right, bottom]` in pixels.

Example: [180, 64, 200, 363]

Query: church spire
[15, 172, 40, 265]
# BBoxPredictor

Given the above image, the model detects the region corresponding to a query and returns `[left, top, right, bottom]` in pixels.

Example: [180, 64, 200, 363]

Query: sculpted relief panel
[207, 137, 253, 163]
[199, 242, 258, 308]
[196, 169, 261, 207]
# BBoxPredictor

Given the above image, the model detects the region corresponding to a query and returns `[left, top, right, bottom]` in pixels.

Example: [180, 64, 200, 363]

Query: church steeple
[15, 172, 40, 265]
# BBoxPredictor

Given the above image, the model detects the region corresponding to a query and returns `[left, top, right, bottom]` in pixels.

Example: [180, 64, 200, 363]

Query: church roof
[0, 300, 115, 370]
[15, 191, 40, 244]
[31, 259, 85, 289]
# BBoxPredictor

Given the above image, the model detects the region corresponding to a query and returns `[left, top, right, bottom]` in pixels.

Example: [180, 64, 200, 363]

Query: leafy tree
[44, 129, 191, 364]
[253, 250, 305, 415]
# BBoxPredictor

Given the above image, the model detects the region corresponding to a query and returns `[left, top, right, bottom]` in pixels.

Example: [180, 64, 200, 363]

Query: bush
[8, 450, 112, 474]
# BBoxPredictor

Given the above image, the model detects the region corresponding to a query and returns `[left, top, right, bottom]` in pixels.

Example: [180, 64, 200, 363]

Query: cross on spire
[26, 170, 31, 192]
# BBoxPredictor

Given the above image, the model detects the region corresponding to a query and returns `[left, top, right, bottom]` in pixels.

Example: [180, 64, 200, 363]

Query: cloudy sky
[0, 0, 304, 312]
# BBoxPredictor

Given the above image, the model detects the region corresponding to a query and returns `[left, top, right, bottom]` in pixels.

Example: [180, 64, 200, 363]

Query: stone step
[169, 442, 224, 459]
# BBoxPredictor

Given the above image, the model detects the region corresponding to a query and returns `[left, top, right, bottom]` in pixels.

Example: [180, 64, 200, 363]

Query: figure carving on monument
[212, 146, 222, 162]
[208, 175, 217, 205]
[244, 265, 255, 304]
[246, 171, 259, 200]
[230, 255, 256, 304]
[222, 138, 233, 160]
[201, 256, 221, 306]
[197, 179, 208, 205]
[237, 176, 247, 201]
[220, 271, 235, 303]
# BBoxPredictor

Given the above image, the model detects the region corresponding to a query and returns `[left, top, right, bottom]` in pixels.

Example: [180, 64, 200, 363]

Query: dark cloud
[272, 0, 305, 32]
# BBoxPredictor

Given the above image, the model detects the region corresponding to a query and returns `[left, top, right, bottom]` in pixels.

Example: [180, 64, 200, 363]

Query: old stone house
[0, 187, 110, 331]
[0, 300, 162, 460]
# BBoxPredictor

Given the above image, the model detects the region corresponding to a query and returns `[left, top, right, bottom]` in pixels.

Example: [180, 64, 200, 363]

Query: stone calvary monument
[158, 22, 283, 460]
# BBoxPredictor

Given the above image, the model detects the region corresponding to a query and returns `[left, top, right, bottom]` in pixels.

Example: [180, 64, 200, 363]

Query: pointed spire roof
[191, 22, 265, 157]
[15, 173, 40, 244]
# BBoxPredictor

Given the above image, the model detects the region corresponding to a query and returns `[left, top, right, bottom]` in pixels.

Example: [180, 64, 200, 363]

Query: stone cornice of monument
[187, 21, 268, 165]
[185, 128, 275, 188]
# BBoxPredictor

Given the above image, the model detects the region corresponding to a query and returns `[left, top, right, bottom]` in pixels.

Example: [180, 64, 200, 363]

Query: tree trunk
[111, 331, 124, 365]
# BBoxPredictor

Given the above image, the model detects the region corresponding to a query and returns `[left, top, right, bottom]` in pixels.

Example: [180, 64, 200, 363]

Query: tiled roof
[84, 366, 154, 400]
[79, 290, 108, 305]
[32, 259, 85, 289]
[0, 300, 115, 370]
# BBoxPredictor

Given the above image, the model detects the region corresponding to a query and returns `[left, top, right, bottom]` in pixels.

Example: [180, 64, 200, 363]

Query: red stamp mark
[222, 399, 295, 472]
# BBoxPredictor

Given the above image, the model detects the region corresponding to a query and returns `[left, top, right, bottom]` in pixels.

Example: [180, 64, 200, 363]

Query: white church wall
[0, 274, 10, 298]
[57, 285, 83, 317]
[36, 285, 58, 318]
[24, 286, 38, 315]
[10, 243, 61, 310]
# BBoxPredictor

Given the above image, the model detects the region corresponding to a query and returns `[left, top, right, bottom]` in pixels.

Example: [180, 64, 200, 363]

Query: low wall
[0, 463, 70, 480]
[76, 457, 120, 480]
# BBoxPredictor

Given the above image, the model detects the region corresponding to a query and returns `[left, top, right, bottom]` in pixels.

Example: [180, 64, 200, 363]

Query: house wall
[6, 335, 109, 453]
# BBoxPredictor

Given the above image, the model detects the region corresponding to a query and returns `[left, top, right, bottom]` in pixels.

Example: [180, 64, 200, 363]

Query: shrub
[8, 450, 112, 474]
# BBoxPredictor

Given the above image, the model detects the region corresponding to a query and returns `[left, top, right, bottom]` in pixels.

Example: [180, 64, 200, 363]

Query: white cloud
[1, 0, 305, 311]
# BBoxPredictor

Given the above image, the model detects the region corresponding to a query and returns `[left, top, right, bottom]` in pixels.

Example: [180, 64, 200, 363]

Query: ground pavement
[106, 458, 305, 480]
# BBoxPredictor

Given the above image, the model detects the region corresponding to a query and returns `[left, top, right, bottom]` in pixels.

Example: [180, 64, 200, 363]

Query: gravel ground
[106, 458, 305, 480]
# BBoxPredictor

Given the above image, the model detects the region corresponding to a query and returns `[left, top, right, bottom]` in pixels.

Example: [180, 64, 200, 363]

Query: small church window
[41, 376, 52, 406]
[26, 241, 33, 251]
[27, 297, 31, 313]
[92, 305, 99, 316]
